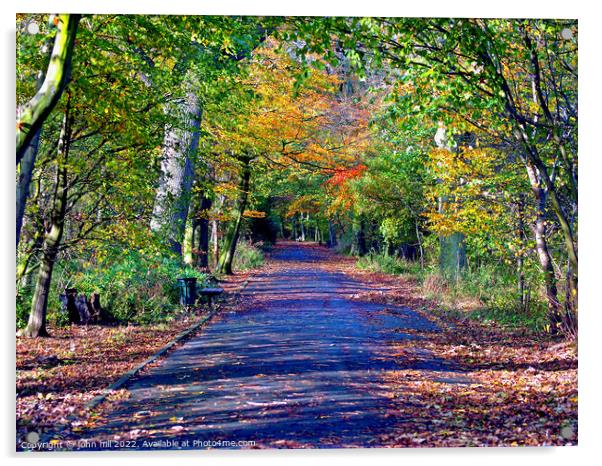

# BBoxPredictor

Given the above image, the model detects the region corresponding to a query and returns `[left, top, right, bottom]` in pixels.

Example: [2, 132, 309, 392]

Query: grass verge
[356, 253, 548, 333]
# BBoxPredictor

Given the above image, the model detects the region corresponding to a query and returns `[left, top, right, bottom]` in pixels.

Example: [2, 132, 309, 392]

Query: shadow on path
[75, 242, 460, 449]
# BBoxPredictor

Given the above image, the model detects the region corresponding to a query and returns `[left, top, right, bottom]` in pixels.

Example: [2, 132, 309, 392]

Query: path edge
[35, 276, 252, 446]
[86, 275, 253, 410]
[85, 310, 214, 411]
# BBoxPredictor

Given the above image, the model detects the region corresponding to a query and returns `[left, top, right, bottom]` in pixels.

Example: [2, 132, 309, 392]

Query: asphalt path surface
[76, 242, 458, 450]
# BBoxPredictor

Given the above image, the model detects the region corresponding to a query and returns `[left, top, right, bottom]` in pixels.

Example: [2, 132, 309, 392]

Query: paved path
[78, 242, 455, 449]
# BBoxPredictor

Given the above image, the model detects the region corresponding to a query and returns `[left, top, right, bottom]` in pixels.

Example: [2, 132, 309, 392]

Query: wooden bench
[197, 287, 224, 309]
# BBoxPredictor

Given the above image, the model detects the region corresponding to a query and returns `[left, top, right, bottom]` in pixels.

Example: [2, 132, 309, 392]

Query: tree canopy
[16, 15, 577, 337]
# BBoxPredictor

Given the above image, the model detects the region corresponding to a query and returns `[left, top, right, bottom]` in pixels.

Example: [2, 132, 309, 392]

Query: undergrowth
[357, 252, 548, 332]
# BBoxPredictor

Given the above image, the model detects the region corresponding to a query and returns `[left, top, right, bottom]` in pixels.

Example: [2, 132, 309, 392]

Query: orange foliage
[243, 210, 267, 218]
[326, 163, 367, 187]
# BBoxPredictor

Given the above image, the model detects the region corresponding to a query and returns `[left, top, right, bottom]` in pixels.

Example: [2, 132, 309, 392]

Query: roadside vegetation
[357, 253, 548, 332]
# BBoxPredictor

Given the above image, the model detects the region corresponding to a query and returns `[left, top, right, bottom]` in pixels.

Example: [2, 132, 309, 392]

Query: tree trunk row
[216, 156, 252, 275]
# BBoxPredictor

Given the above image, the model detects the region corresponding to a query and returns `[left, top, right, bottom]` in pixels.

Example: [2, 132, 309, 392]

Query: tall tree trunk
[182, 220, 194, 264]
[435, 125, 467, 279]
[439, 231, 467, 280]
[211, 219, 219, 269]
[516, 194, 528, 312]
[17, 129, 41, 248]
[210, 191, 226, 268]
[17, 173, 45, 289]
[352, 215, 367, 256]
[521, 35, 578, 279]
[23, 229, 62, 337]
[17, 14, 80, 163]
[520, 138, 578, 288]
[328, 219, 337, 247]
[415, 217, 425, 270]
[525, 161, 561, 333]
[16, 69, 46, 248]
[564, 262, 578, 336]
[20, 98, 71, 337]
[300, 213, 306, 241]
[534, 214, 561, 333]
[217, 157, 252, 275]
[150, 85, 202, 257]
[194, 194, 212, 269]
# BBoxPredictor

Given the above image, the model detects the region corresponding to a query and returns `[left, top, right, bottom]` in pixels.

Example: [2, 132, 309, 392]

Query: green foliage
[379, 217, 414, 247]
[232, 240, 265, 271]
[15, 289, 33, 330]
[15, 15, 577, 337]
[468, 303, 548, 333]
[357, 252, 423, 276]
[445, 264, 548, 332]
[16, 251, 209, 327]
[357, 252, 547, 332]
[73, 252, 208, 323]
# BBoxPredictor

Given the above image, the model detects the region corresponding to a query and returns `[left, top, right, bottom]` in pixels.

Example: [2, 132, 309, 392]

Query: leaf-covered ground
[15, 273, 251, 448]
[341, 264, 578, 447]
[50, 242, 452, 450]
[16, 244, 577, 449]
[16, 321, 192, 443]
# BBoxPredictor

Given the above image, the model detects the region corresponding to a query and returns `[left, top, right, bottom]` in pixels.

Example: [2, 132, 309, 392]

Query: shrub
[232, 240, 264, 271]
[16, 251, 209, 328]
[357, 252, 423, 276]
[356, 252, 548, 332]
[71, 251, 209, 324]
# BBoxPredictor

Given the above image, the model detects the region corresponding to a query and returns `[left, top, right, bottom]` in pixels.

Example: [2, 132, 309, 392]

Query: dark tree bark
[525, 161, 562, 333]
[351, 215, 367, 256]
[299, 213, 306, 241]
[328, 219, 337, 247]
[211, 219, 219, 269]
[17, 128, 41, 248]
[20, 98, 72, 338]
[59, 289, 79, 324]
[193, 194, 213, 269]
[17, 70, 46, 248]
[217, 157, 252, 275]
